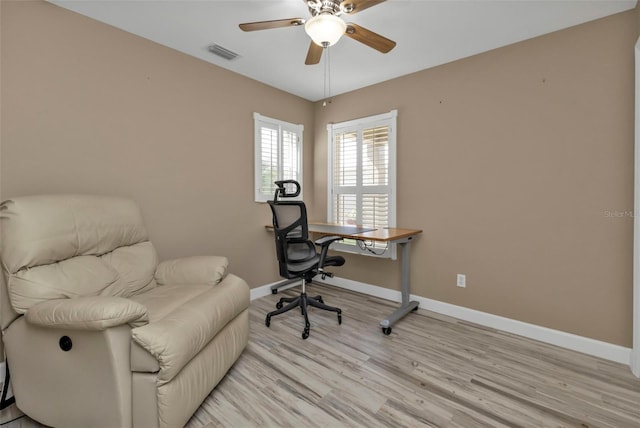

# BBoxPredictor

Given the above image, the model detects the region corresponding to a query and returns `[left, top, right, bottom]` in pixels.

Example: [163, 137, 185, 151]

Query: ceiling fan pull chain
[323, 46, 328, 105]
[323, 45, 332, 107]
[327, 46, 332, 103]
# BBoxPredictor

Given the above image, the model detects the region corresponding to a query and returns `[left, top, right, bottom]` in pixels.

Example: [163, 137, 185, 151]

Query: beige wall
[314, 10, 637, 347]
[0, 0, 637, 363]
[1, 0, 315, 291]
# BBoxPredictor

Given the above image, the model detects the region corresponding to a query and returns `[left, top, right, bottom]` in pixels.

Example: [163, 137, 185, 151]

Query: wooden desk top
[265, 222, 422, 243]
[308, 222, 422, 243]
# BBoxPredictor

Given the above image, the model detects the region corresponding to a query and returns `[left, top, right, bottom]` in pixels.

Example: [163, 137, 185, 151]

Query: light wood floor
[3, 283, 640, 427]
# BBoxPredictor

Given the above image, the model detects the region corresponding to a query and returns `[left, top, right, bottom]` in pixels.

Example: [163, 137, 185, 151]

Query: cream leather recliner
[0, 195, 250, 428]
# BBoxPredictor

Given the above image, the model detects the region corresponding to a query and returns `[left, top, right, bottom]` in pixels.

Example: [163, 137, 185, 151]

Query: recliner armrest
[25, 296, 149, 330]
[131, 273, 249, 383]
[155, 256, 229, 286]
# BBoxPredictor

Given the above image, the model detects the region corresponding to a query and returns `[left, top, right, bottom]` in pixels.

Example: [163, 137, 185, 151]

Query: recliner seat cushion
[129, 284, 211, 324]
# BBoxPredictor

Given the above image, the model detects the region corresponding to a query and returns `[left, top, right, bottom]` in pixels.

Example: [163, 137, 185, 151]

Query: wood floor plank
[4, 283, 640, 428]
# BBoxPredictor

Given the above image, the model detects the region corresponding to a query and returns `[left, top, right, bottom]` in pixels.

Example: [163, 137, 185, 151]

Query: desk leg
[379, 239, 419, 334]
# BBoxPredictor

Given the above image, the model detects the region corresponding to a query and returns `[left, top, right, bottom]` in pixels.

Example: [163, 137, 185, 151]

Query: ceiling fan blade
[345, 23, 396, 53]
[239, 18, 305, 32]
[305, 41, 323, 65]
[341, 0, 386, 14]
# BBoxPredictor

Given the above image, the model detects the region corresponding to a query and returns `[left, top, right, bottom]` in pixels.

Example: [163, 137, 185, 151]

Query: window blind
[260, 126, 279, 197]
[327, 110, 397, 257]
[254, 113, 303, 202]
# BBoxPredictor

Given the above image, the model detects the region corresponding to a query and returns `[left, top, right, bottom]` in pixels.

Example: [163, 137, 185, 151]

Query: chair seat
[325, 255, 345, 267]
[286, 254, 345, 274]
[287, 255, 320, 273]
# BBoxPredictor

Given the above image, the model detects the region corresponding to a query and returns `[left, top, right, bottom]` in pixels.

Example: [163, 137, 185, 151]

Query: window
[254, 113, 303, 202]
[327, 110, 397, 257]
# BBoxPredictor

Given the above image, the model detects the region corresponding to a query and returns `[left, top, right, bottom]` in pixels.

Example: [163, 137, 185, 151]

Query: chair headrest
[273, 180, 300, 202]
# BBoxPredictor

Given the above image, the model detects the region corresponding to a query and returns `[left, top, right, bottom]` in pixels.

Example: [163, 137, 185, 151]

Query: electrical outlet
[456, 274, 466, 288]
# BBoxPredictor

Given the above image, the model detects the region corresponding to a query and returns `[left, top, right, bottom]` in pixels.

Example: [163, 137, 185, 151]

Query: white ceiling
[49, 0, 637, 101]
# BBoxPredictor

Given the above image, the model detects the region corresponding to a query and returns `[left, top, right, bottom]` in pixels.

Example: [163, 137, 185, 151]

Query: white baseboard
[250, 283, 276, 301]
[314, 276, 632, 366]
[250, 279, 305, 301]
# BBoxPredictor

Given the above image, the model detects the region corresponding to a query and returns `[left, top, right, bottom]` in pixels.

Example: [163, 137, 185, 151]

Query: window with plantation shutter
[327, 110, 397, 258]
[254, 113, 303, 202]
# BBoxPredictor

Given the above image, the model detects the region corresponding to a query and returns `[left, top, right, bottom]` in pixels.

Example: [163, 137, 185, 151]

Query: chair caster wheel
[276, 301, 283, 309]
[382, 327, 392, 335]
[318, 297, 324, 304]
[302, 329, 309, 340]
[271, 289, 278, 295]
[337, 311, 342, 325]
[265, 316, 271, 327]
[411, 306, 419, 312]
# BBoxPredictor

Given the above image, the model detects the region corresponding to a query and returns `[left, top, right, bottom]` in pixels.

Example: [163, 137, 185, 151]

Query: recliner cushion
[6, 242, 159, 314]
[8, 256, 120, 313]
[99, 242, 158, 297]
[0, 195, 149, 273]
[129, 284, 211, 324]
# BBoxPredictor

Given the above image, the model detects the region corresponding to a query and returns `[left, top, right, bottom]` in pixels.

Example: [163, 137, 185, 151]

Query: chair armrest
[314, 235, 343, 268]
[155, 256, 229, 286]
[314, 235, 343, 247]
[25, 296, 149, 330]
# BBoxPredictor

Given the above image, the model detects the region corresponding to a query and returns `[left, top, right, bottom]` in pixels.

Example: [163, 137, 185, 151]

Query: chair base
[265, 291, 342, 340]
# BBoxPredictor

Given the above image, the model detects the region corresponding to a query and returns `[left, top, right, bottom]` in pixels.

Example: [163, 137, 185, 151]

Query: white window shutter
[254, 113, 303, 202]
[327, 110, 397, 258]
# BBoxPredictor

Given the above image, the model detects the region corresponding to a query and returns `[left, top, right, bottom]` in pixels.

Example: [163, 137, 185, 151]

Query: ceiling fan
[239, 0, 396, 65]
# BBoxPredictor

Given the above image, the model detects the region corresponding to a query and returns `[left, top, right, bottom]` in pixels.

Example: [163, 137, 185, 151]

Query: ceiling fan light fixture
[304, 14, 346, 47]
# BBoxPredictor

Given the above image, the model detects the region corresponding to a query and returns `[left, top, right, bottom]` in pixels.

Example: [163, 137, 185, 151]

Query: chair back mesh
[268, 200, 316, 279]
[271, 203, 306, 238]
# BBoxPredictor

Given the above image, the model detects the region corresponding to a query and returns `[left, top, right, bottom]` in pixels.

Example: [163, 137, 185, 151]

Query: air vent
[208, 44, 240, 61]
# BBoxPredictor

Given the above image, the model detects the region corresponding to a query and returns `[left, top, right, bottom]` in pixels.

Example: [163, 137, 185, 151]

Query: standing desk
[268, 222, 423, 335]
[310, 224, 422, 335]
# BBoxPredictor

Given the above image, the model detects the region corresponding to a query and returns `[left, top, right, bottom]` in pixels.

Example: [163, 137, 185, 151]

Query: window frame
[327, 110, 397, 258]
[254, 112, 303, 203]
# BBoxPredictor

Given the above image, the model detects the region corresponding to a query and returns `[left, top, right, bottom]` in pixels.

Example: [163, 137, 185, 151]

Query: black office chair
[265, 180, 344, 339]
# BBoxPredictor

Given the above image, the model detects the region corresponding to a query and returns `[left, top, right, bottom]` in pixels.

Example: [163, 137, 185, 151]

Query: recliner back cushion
[10, 256, 120, 310]
[99, 242, 158, 297]
[0, 195, 158, 313]
[1, 195, 149, 272]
